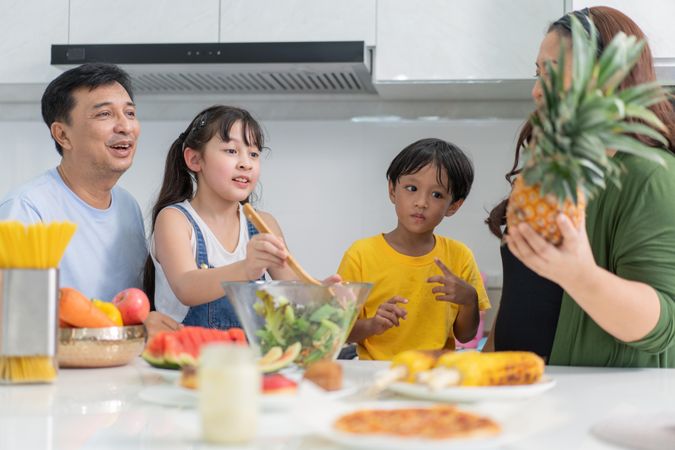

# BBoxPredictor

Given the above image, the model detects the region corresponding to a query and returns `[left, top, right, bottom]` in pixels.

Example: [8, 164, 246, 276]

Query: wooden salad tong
[242, 203, 322, 286]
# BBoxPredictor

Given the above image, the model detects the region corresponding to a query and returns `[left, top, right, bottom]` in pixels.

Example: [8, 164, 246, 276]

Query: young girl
[143, 105, 299, 329]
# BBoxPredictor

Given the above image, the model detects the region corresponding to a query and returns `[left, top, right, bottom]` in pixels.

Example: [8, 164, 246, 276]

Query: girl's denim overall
[171, 204, 259, 330]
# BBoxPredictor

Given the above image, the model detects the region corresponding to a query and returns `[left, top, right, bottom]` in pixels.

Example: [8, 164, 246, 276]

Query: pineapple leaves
[616, 122, 669, 147]
[597, 34, 638, 93]
[541, 61, 560, 116]
[523, 14, 669, 205]
[623, 104, 667, 132]
[571, 14, 596, 97]
[618, 82, 667, 108]
[598, 133, 666, 165]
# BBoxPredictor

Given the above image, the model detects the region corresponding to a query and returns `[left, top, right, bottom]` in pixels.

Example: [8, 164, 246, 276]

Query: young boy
[338, 138, 490, 360]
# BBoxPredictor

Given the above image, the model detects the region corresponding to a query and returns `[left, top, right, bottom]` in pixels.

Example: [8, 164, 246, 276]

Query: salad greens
[253, 289, 356, 366]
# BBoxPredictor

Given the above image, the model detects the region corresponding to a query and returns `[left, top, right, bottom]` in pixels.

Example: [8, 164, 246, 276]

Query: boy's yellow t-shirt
[338, 234, 490, 360]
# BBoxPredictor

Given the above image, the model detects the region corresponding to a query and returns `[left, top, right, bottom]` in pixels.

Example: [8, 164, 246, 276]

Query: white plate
[302, 401, 516, 450]
[307, 380, 359, 401]
[138, 384, 297, 410]
[387, 376, 556, 402]
[142, 366, 181, 382]
[138, 380, 357, 410]
[138, 385, 197, 408]
[591, 411, 675, 450]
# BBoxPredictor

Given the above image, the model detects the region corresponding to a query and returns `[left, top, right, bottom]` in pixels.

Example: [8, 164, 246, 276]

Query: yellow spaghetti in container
[0, 221, 76, 383]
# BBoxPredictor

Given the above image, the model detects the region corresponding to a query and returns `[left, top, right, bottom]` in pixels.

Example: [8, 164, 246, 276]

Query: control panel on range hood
[51, 41, 376, 95]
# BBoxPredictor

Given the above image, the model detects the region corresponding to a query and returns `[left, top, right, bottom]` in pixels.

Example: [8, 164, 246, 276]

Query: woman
[485, 6, 675, 367]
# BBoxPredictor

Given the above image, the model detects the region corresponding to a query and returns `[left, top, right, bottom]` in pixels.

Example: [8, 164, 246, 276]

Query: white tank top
[150, 200, 250, 322]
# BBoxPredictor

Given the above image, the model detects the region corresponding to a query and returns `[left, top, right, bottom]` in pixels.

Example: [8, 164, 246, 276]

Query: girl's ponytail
[150, 132, 195, 228]
[143, 126, 195, 305]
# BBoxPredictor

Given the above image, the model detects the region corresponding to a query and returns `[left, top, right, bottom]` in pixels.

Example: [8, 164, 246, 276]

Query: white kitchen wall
[0, 116, 521, 284]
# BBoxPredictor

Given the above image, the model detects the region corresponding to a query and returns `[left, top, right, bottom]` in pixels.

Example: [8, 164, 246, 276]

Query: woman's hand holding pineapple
[508, 208, 660, 343]
[506, 212, 596, 289]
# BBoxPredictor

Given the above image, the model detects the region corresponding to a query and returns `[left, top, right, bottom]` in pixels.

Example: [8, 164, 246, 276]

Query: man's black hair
[386, 138, 474, 202]
[41, 63, 134, 155]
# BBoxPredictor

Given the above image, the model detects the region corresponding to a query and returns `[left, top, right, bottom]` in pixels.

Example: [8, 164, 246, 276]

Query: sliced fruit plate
[141, 325, 301, 373]
[138, 374, 357, 410]
[258, 342, 301, 373]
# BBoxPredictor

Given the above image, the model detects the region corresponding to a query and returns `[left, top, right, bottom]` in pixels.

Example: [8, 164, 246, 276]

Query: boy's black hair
[386, 138, 474, 202]
[41, 63, 134, 155]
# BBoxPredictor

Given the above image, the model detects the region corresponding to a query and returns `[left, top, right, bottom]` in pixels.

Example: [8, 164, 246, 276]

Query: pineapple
[507, 16, 669, 245]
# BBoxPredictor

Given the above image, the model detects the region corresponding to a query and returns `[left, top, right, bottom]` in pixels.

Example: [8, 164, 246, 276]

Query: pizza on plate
[334, 405, 501, 440]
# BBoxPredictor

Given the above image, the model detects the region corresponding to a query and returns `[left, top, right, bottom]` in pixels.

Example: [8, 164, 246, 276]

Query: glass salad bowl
[222, 281, 371, 367]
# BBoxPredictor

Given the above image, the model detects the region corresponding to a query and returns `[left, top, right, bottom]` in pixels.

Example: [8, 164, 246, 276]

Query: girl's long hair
[486, 6, 675, 239]
[143, 105, 265, 305]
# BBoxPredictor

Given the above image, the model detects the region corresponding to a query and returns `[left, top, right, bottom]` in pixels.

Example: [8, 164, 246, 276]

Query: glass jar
[198, 343, 259, 444]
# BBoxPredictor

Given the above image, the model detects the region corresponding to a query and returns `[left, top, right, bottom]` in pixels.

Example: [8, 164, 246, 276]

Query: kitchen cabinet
[68, 0, 374, 45]
[374, 0, 563, 98]
[219, 0, 376, 45]
[376, 0, 564, 81]
[0, 0, 68, 85]
[571, 0, 675, 59]
[69, 0, 219, 44]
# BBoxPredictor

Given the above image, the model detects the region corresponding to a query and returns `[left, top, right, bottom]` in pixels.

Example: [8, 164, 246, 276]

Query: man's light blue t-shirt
[0, 168, 148, 301]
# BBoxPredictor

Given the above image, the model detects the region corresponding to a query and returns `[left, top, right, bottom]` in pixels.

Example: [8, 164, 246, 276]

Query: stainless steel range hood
[654, 57, 675, 86]
[51, 41, 376, 95]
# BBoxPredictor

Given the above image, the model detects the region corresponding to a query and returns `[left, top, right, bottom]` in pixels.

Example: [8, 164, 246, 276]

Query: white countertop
[1, 359, 674, 449]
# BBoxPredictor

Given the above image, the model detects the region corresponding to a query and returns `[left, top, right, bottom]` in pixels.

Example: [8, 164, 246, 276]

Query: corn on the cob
[432, 351, 545, 387]
[392, 350, 441, 382]
[373, 350, 444, 391]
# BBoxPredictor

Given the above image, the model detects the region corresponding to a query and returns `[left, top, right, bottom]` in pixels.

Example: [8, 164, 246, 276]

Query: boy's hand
[368, 296, 408, 335]
[427, 258, 478, 307]
[244, 233, 289, 279]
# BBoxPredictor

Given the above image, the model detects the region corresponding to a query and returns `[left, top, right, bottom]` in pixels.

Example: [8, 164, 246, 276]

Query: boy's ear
[388, 181, 397, 204]
[184, 147, 202, 172]
[445, 198, 464, 217]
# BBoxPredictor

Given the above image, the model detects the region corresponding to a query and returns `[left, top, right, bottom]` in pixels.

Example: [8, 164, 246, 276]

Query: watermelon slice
[141, 332, 182, 370]
[227, 327, 247, 344]
[176, 327, 200, 366]
[141, 325, 247, 369]
[162, 334, 184, 368]
[262, 373, 297, 395]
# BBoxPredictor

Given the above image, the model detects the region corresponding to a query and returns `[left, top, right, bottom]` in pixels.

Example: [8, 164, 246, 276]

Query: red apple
[112, 288, 150, 325]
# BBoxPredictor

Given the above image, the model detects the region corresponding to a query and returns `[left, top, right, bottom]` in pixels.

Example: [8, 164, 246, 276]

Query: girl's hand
[321, 274, 342, 286]
[368, 296, 408, 335]
[144, 311, 182, 340]
[427, 258, 478, 307]
[244, 233, 289, 280]
[505, 212, 597, 287]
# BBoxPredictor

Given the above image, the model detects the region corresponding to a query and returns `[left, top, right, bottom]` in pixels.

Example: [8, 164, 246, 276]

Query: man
[0, 63, 178, 335]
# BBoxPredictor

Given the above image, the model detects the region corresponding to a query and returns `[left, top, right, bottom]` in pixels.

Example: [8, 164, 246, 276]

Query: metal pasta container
[0, 269, 59, 384]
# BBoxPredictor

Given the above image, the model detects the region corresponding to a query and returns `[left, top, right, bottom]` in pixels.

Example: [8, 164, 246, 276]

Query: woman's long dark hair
[143, 105, 266, 306]
[486, 6, 675, 239]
